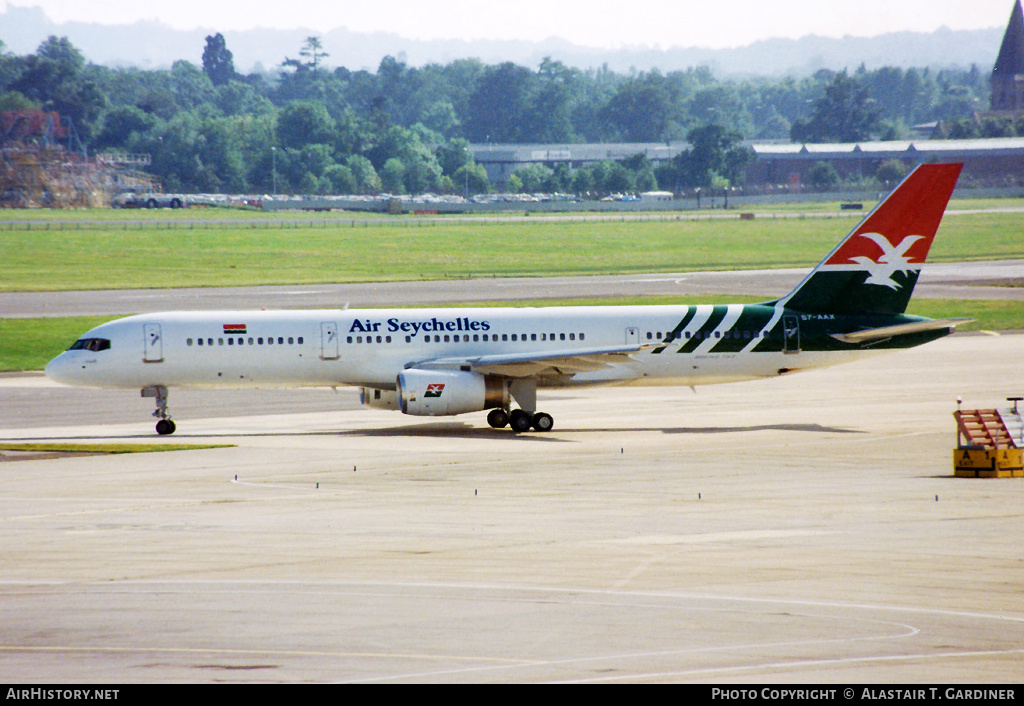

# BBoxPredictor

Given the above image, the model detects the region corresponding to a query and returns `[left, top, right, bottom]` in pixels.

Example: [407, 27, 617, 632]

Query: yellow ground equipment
[953, 398, 1023, 477]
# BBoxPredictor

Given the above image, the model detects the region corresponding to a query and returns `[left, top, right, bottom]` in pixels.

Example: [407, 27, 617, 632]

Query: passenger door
[144, 323, 163, 363]
[321, 322, 340, 360]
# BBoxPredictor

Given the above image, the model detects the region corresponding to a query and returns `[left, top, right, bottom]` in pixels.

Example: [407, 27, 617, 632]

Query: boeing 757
[45, 163, 968, 435]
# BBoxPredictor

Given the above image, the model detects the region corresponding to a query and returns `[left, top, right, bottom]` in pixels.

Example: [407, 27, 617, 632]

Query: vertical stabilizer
[778, 163, 963, 316]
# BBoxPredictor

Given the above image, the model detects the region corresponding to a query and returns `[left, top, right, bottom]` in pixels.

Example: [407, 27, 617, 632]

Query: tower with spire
[991, 0, 1024, 113]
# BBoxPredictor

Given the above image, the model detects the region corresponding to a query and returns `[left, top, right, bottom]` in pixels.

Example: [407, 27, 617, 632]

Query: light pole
[271, 146, 277, 195]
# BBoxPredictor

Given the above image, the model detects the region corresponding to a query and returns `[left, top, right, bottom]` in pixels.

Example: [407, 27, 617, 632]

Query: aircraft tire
[532, 412, 554, 432]
[156, 419, 176, 435]
[509, 409, 533, 433]
[486, 409, 509, 428]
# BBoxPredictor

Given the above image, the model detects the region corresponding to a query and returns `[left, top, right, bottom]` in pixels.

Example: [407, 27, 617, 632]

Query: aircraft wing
[830, 318, 974, 344]
[413, 344, 650, 378]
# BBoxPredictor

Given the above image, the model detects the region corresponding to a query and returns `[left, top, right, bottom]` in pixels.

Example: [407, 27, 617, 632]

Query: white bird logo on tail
[849, 233, 924, 290]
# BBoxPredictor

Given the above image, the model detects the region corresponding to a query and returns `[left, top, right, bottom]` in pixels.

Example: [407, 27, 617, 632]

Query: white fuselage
[44, 305, 864, 393]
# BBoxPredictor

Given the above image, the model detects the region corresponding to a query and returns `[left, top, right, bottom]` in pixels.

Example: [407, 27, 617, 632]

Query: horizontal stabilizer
[830, 318, 974, 344]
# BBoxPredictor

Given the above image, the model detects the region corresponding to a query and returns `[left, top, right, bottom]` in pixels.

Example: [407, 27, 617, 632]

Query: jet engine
[397, 369, 509, 416]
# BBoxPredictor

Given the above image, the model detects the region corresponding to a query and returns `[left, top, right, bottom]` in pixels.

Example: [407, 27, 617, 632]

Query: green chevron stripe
[651, 306, 696, 354]
[706, 306, 776, 353]
[677, 305, 728, 353]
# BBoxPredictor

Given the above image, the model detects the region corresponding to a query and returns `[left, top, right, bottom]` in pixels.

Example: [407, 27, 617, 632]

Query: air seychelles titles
[349, 316, 492, 337]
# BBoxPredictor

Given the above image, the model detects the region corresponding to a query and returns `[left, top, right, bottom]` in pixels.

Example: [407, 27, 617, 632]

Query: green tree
[346, 154, 381, 193]
[380, 158, 405, 193]
[790, 70, 880, 143]
[94, 105, 157, 150]
[453, 162, 490, 195]
[875, 159, 908, 186]
[324, 164, 357, 194]
[8, 36, 105, 143]
[513, 163, 554, 193]
[465, 62, 532, 142]
[599, 73, 675, 142]
[276, 100, 337, 150]
[808, 161, 841, 190]
[201, 33, 236, 87]
[435, 137, 472, 176]
[685, 124, 753, 187]
[299, 37, 329, 76]
[170, 60, 214, 110]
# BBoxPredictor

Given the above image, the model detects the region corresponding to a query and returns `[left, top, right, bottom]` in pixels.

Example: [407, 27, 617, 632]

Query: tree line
[0, 34, 1007, 195]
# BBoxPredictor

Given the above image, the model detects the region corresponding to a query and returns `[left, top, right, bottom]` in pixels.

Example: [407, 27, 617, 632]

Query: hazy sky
[5, 0, 1017, 49]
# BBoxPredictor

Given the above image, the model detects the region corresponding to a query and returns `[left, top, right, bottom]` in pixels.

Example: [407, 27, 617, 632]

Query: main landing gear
[486, 408, 554, 433]
[487, 379, 552, 432]
[142, 385, 176, 435]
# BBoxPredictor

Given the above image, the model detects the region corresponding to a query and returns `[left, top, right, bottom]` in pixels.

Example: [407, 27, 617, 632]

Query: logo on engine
[424, 383, 445, 398]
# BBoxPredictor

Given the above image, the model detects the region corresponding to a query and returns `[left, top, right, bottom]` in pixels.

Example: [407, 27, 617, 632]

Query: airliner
[45, 163, 969, 435]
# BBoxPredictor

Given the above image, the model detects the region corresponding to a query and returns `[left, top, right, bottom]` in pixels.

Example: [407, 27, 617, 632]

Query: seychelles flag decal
[424, 383, 445, 398]
[223, 324, 247, 335]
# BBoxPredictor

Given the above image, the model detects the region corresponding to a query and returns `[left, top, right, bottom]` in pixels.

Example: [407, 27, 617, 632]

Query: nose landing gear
[142, 385, 176, 435]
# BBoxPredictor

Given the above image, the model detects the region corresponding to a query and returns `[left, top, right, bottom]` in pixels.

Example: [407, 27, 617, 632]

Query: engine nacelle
[360, 387, 401, 411]
[397, 369, 509, 416]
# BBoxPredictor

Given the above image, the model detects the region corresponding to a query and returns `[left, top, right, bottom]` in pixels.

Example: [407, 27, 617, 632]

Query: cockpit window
[69, 338, 111, 352]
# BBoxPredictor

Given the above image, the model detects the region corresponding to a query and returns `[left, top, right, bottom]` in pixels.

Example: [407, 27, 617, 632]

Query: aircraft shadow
[660, 423, 862, 435]
[0, 422, 859, 444]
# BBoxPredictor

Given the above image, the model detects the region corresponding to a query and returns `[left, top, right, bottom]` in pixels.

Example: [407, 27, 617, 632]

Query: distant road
[1, 261, 1021, 318]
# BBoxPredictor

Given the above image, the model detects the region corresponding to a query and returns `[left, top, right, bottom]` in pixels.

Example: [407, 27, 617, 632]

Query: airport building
[468, 137, 1024, 191]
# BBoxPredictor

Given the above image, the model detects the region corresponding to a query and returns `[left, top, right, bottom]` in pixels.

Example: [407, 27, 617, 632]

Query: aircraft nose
[44, 353, 78, 385]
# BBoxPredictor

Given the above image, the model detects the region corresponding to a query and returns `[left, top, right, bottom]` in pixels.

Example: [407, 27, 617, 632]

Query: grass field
[2, 209, 1023, 292]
